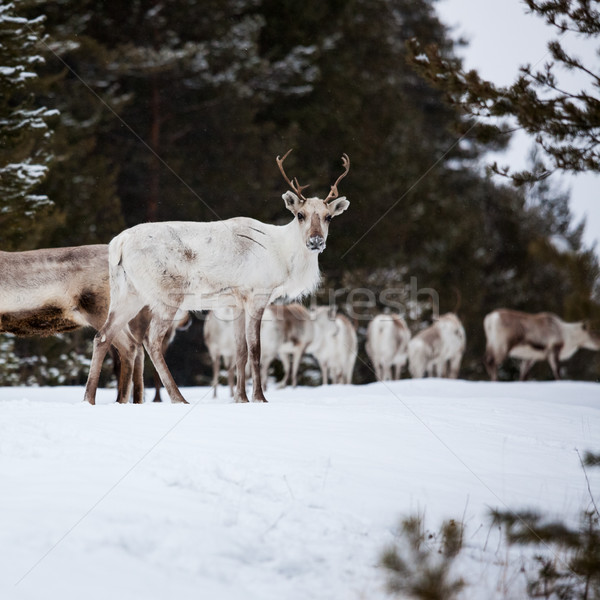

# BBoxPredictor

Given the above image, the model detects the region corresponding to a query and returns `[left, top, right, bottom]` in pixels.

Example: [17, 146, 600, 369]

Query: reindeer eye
[297, 212, 305, 221]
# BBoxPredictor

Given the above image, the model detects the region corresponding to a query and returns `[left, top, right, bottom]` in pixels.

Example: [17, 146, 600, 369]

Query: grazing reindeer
[408, 313, 466, 379]
[307, 307, 357, 384]
[83, 150, 350, 404]
[0, 245, 142, 402]
[484, 309, 600, 380]
[366, 313, 411, 381]
[204, 307, 236, 398]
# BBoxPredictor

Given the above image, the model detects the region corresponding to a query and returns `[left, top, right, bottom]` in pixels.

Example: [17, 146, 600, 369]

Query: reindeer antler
[324, 153, 350, 204]
[276, 149, 310, 201]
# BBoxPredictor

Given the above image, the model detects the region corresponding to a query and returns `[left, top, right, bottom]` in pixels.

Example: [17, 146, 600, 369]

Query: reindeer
[261, 303, 314, 389]
[0, 245, 188, 403]
[204, 307, 236, 398]
[334, 313, 358, 384]
[0, 245, 143, 402]
[204, 303, 313, 395]
[307, 307, 357, 384]
[408, 313, 466, 379]
[366, 313, 411, 381]
[307, 306, 339, 384]
[484, 309, 600, 381]
[83, 150, 350, 404]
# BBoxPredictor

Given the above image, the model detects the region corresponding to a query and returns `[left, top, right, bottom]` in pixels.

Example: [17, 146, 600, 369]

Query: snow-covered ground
[1, 379, 598, 599]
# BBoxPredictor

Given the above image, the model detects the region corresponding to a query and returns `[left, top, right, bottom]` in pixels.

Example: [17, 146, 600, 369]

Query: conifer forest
[1, 0, 599, 386]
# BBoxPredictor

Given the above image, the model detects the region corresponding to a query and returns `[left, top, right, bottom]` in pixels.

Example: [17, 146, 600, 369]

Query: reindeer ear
[283, 191, 304, 213]
[328, 196, 349, 217]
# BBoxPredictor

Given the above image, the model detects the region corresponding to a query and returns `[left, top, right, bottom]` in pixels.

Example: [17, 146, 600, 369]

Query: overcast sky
[435, 0, 599, 250]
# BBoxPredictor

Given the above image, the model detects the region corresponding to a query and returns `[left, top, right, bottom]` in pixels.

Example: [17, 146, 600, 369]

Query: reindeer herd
[1, 151, 599, 403]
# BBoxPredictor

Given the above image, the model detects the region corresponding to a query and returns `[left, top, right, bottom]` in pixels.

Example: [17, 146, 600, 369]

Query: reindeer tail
[108, 232, 127, 268]
[107, 233, 131, 301]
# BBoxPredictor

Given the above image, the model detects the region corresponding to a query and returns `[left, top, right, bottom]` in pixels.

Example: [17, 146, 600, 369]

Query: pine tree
[0, 2, 56, 250]
[490, 451, 600, 599]
[8, 0, 598, 385]
[407, 0, 600, 182]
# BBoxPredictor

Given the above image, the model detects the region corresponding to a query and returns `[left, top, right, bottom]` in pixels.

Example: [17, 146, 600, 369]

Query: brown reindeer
[0, 245, 185, 402]
[484, 309, 600, 380]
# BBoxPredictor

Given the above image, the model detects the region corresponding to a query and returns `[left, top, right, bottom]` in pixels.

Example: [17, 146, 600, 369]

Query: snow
[1, 379, 598, 599]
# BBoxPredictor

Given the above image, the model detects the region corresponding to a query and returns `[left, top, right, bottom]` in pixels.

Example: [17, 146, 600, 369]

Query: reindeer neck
[271, 220, 321, 301]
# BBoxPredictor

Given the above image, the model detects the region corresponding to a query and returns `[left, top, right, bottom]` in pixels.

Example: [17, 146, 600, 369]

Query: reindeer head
[277, 149, 350, 253]
[581, 320, 600, 350]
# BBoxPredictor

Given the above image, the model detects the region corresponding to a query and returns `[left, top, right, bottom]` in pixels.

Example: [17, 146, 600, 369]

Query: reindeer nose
[307, 235, 325, 252]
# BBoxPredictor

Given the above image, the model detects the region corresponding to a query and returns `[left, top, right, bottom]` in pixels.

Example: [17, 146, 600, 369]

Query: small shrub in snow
[491, 451, 600, 600]
[380, 513, 466, 599]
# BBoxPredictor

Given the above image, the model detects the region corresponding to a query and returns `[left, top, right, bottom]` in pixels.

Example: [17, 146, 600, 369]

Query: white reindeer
[307, 307, 357, 384]
[1, 245, 142, 402]
[83, 150, 350, 404]
[484, 308, 600, 380]
[333, 313, 358, 384]
[262, 303, 314, 389]
[307, 306, 338, 384]
[366, 313, 411, 381]
[204, 307, 236, 398]
[408, 313, 466, 379]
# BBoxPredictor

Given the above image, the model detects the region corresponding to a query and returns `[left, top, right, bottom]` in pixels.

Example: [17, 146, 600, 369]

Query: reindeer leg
[518, 359, 534, 381]
[261, 356, 269, 392]
[548, 345, 562, 380]
[320, 362, 328, 385]
[114, 339, 136, 404]
[211, 354, 220, 399]
[153, 334, 172, 403]
[246, 303, 267, 403]
[448, 356, 461, 379]
[227, 361, 235, 397]
[84, 309, 138, 405]
[124, 307, 150, 404]
[145, 342, 188, 404]
[233, 307, 249, 403]
[144, 314, 189, 404]
[278, 354, 291, 389]
[383, 364, 392, 381]
[290, 347, 304, 388]
[132, 344, 145, 404]
[484, 350, 499, 381]
[110, 348, 122, 403]
[152, 368, 163, 402]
